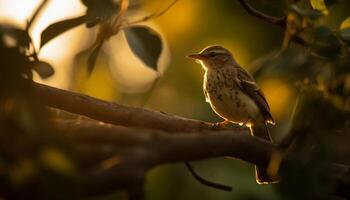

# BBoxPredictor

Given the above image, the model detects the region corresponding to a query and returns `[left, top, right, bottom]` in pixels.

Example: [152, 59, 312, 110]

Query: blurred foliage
[0, 24, 78, 199]
[1, 0, 350, 199]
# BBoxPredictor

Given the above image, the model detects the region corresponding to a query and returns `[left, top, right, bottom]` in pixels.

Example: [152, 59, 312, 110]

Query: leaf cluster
[40, 0, 167, 75]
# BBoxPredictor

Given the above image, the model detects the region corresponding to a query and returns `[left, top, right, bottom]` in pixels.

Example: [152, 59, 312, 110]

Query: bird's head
[187, 45, 235, 70]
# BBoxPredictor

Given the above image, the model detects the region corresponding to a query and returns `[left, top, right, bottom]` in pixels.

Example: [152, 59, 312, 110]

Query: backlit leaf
[87, 43, 103, 75]
[290, 5, 324, 20]
[40, 147, 75, 175]
[40, 15, 87, 48]
[30, 61, 54, 79]
[124, 26, 162, 70]
[340, 17, 350, 30]
[9, 159, 36, 186]
[340, 28, 350, 42]
[0, 24, 31, 48]
[310, 0, 329, 15]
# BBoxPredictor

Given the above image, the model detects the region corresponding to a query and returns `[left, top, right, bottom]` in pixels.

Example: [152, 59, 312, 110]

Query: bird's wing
[237, 67, 275, 124]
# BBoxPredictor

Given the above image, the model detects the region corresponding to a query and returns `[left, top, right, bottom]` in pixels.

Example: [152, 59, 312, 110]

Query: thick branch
[33, 81, 218, 132]
[51, 120, 275, 195]
[32, 82, 350, 198]
[53, 120, 269, 167]
[53, 120, 350, 197]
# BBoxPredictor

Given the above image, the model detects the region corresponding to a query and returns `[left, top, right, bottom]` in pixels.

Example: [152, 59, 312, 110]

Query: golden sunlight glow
[0, 0, 171, 97]
[74, 53, 119, 100]
[222, 42, 250, 68]
[260, 78, 294, 120]
[143, 0, 199, 41]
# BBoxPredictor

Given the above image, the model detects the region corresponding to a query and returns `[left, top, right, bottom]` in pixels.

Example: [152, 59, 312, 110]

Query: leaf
[87, 43, 103, 75]
[30, 61, 54, 79]
[9, 159, 36, 186]
[340, 28, 350, 42]
[310, 0, 329, 15]
[39, 147, 75, 175]
[0, 24, 31, 48]
[124, 26, 162, 70]
[313, 26, 332, 39]
[40, 15, 87, 48]
[290, 5, 324, 20]
[340, 17, 350, 30]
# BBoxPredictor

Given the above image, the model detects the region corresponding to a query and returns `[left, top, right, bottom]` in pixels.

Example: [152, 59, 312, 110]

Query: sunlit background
[1, 0, 349, 199]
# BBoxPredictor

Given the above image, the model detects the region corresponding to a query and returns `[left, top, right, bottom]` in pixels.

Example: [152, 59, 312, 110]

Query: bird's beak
[186, 53, 206, 60]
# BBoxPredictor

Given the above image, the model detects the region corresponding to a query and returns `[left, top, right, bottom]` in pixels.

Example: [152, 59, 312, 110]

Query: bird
[187, 45, 276, 184]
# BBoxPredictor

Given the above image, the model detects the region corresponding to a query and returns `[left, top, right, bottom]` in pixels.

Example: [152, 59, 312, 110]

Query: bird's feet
[238, 118, 252, 130]
[212, 120, 230, 129]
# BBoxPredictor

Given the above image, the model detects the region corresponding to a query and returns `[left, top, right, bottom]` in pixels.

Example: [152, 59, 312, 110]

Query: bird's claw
[212, 121, 230, 129]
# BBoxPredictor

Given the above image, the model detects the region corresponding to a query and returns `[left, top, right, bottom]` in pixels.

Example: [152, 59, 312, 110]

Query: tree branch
[184, 161, 232, 191]
[26, 0, 48, 31]
[125, 0, 179, 26]
[52, 120, 269, 166]
[238, 0, 285, 26]
[31, 81, 350, 198]
[52, 120, 350, 198]
[238, 0, 309, 47]
[32, 81, 221, 132]
[50, 119, 275, 195]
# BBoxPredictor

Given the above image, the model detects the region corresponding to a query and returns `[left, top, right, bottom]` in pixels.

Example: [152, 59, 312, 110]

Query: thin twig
[238, 0, 285, 26]
[26, 0, 49, 31]
[126, 0, 179, 25]
[185, 162, 232, 192]
[112, 0, 130, 29]
[238, 0, 309, 47]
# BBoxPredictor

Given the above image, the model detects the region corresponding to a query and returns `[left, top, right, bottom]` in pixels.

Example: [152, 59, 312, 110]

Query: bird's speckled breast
[204, 69, 261, 124]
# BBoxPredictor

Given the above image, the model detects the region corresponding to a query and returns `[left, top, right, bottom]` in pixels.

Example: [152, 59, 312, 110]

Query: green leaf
[340, 28, 350, 42]
[9, 159, 36, 187]
[340, 17, 350, 30]
[313, 26, 332, 39]
[310, 0, 328, 15]
[290, 5, 324, 20]
[40, 15, 87, 48]
[87, 43, 103, 75]
[30, 60, 54, 79]
[82, 0, 119, 20]
[124, 26, 162, 70]
[75, 42, 103, 75]
[0, 24, 31, 48]
[39, 147, 75, 175]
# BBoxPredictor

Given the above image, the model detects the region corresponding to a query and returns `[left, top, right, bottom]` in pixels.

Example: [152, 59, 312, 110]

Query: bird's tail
[251, 122, 277, 184]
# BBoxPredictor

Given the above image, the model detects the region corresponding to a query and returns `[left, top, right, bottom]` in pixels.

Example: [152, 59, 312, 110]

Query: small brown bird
[187, 45, 275, 184]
